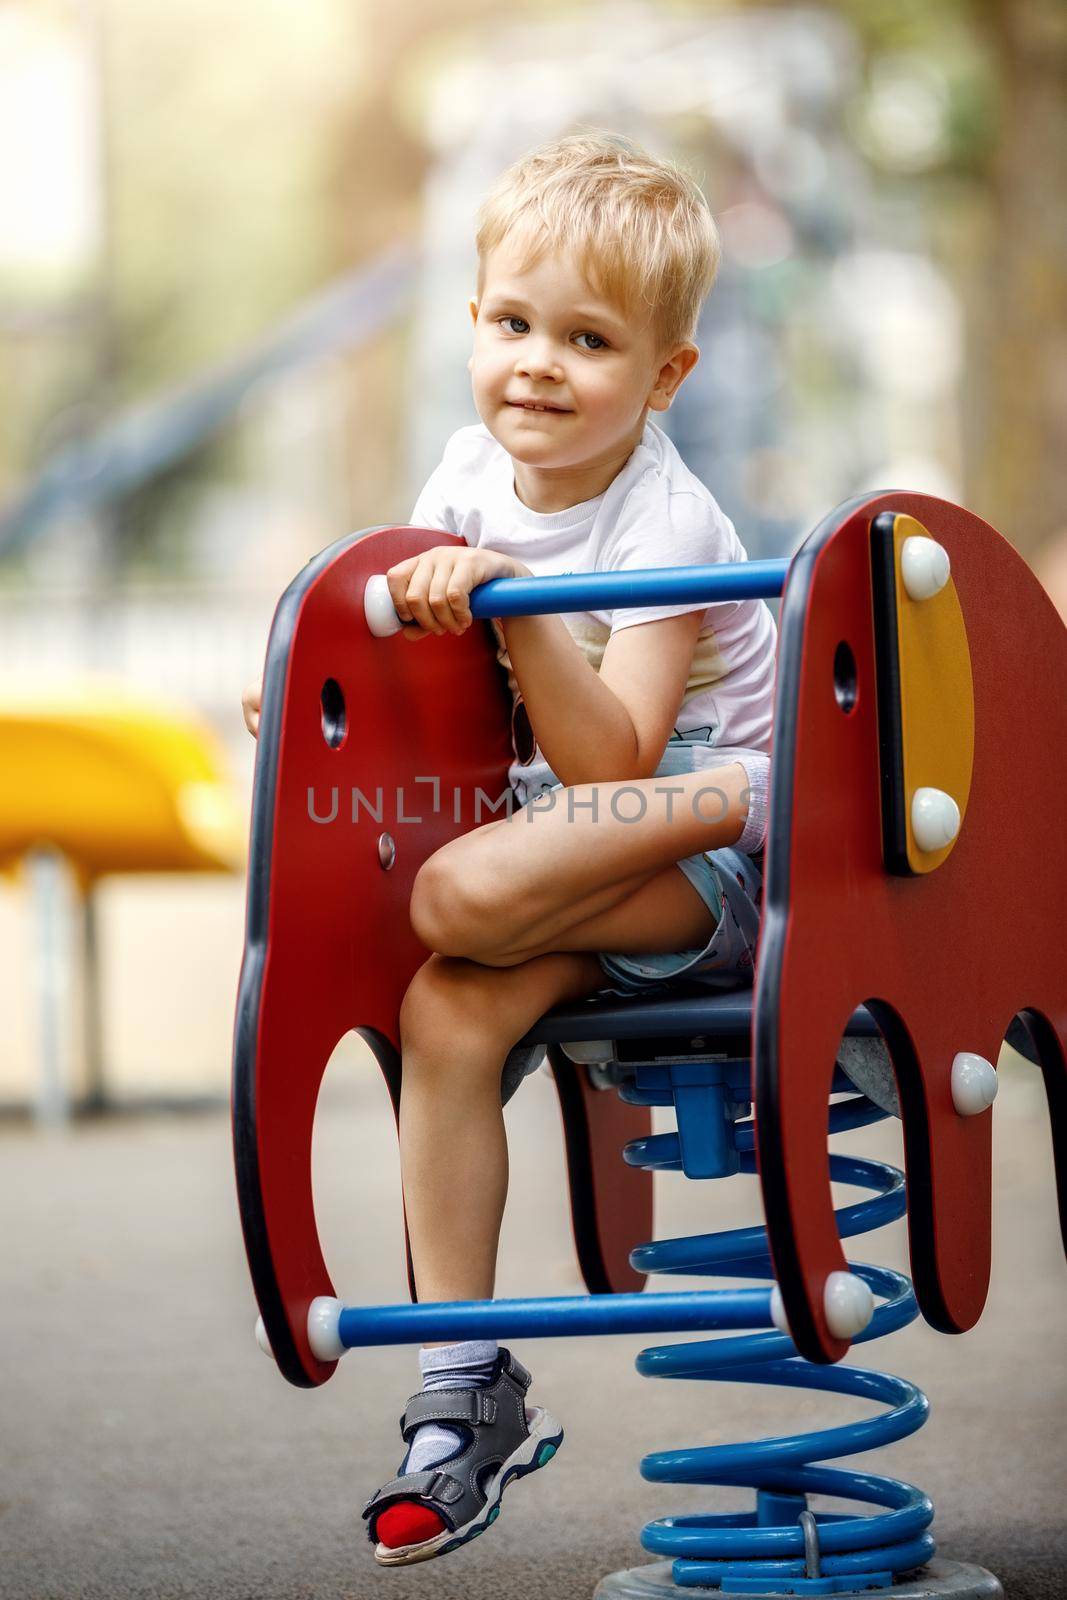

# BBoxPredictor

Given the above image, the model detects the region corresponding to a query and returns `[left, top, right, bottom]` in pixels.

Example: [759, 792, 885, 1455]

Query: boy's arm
[500, 608, 706, 784]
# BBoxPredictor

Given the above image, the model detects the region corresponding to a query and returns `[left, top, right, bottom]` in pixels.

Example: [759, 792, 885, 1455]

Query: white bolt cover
[254, 1315, 274, 1360]
[307, 1295, 346, 1362]
[901, 536, 951, 601]
[824, 1271, 874, 1339]
[364, 573, 403, 637]
[911, 787, 961, 852]
[951, 1051, 998, 1116]
[769, 1284, 790, 1335]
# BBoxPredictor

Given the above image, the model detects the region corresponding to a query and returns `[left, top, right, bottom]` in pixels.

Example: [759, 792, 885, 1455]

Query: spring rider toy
[233, 491, 1066, 1597]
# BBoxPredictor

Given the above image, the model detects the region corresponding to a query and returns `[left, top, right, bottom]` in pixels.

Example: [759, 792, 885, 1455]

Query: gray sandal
[361, 1347, 563, 1566]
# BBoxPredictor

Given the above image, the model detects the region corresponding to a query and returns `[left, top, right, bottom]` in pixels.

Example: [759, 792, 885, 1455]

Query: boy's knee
[399, 955, 509, 1052]
[409, 858, 494, 956]
[408, 864, 454, 952]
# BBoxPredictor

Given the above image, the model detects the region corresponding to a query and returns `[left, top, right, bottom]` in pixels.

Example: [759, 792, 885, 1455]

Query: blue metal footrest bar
[338, 1286, 776, 1347]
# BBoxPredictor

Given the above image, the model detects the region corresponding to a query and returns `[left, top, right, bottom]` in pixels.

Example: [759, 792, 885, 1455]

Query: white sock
[734, 753, 770, 856]
[399, 1340, 499, 1475]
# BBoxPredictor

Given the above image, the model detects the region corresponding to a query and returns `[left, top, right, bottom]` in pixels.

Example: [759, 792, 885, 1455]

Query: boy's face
[468, 240, 696, 474]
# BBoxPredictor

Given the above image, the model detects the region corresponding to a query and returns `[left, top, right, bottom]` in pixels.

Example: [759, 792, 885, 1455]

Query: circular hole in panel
[321, 678, 346, 749]
[833, 640, 858, 714]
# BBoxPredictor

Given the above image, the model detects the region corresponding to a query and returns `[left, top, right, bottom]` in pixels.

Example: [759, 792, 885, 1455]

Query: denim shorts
[500, 734, 768, 1104]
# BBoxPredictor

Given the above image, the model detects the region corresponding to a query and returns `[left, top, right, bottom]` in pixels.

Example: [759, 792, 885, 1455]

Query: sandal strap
[398, 1349, 532, 1439]
[401, 1386, 497, 1438]
[361, 1468, 463, 1522]
[503, 1349, 533, 1390]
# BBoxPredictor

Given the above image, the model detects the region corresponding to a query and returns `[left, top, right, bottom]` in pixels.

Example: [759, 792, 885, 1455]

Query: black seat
[516, 984, 883, 1064]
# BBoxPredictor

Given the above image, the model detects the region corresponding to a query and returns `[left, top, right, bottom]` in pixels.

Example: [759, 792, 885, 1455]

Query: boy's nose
[514, 340, 564, 381]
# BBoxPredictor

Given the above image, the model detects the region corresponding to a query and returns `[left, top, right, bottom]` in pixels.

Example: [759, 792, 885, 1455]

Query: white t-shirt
[409, 419, 777, 804]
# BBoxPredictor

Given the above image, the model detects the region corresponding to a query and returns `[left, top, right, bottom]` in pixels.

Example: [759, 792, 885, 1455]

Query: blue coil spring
[618, 1063, 936, 1594]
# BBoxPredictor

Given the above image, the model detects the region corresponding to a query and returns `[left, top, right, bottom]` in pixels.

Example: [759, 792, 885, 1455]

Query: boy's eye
[493, 316, 607, 351]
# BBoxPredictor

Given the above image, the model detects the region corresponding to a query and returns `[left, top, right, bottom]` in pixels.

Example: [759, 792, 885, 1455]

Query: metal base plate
[594, 1557, 1003, 1600]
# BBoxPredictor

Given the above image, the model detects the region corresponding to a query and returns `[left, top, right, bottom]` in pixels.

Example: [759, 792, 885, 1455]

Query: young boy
[243, 131, 776, 1566]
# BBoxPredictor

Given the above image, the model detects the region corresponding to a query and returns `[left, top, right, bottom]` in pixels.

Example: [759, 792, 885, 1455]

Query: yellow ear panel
[873, 512, 974, 876]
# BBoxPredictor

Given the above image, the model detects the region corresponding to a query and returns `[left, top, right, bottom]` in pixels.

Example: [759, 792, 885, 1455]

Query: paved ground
[2, 1040, 1065, 1599]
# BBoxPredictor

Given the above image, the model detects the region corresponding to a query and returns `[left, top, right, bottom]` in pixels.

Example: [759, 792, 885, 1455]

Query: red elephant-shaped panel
[754, 492, 1067, 1363]
[232, 525, 652, 1388]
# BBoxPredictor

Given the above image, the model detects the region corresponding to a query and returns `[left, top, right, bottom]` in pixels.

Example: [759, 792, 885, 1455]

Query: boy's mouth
[507, 399, 572, 414]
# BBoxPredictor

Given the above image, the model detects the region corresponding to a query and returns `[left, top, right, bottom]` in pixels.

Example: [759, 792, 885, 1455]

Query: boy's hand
[386, 547, 531, 640]
[242, 677, 262, 738]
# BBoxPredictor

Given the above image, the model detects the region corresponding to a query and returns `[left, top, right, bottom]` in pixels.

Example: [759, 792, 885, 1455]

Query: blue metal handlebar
[363, 559, 791, 636]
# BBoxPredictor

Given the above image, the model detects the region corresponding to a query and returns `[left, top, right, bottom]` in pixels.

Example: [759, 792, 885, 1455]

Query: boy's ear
[648, 343, 700, 413]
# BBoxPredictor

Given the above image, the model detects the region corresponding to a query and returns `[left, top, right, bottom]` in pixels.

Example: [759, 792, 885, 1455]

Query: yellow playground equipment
[0, 681, 244, 1119]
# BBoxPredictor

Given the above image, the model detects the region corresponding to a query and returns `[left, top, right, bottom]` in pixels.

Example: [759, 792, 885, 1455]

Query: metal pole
[81, 883, 108, 1114]
[26, 848, 77, 1125]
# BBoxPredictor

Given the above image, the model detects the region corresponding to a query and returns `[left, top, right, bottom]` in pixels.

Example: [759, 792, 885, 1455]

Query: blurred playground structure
[1, 0, 1066, 1116]
[0, 683, 245, 1119]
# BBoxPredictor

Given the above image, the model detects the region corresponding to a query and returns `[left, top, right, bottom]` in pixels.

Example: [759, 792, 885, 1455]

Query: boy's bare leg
[477, 853, 721, 966]
[412, 763, 750, 963]
[398, 948, 607, 1344]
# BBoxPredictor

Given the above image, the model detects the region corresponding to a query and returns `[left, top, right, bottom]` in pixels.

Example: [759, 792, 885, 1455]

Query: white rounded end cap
[951, 1051, 998, 1115]
[824, 1270, 874, 1339]
[911, 786, 961, 852]
[307, 1295, 346, 1362]
[901, 536, 951, 601]
[364, 573, 402, 637]
[769, 1283, 790, 1335]
[254, 1315, 274, 1360]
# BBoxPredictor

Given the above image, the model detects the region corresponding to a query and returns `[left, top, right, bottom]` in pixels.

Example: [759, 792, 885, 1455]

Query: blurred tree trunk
[967, 0, 1067, 558]
[325, 0, 596, 531]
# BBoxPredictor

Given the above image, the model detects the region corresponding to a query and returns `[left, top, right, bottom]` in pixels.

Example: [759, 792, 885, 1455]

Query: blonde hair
[474, 130, 721, 354]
